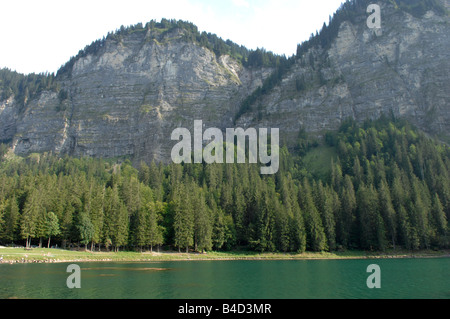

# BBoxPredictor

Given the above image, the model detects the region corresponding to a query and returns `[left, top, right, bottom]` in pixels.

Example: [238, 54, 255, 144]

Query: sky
[0, 0, 344, 75]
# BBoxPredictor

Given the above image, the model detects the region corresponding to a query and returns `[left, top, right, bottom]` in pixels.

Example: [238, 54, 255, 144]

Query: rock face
[236, 1, 450, 144]
[1, 1, 449, 164]
[2, 28, 271, 163]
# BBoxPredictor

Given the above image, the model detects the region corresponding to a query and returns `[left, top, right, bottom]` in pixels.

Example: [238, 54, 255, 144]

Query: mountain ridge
[1, 0, 449, 164]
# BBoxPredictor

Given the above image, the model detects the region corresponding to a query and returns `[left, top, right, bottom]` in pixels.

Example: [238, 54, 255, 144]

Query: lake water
[0, 258, 449, 299]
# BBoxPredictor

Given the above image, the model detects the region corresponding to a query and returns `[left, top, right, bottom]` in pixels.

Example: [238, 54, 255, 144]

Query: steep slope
[0, 0, 449, 165]
[236, 0, 450, 145]
[1, 24, 272, 163]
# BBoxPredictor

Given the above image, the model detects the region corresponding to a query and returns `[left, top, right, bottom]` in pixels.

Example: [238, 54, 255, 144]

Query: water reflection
[0, 258, 448, 299]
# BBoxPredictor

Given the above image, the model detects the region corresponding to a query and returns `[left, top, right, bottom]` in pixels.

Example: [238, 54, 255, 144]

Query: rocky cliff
[0, 0, 449, 164]
[236, 0, 450, 145]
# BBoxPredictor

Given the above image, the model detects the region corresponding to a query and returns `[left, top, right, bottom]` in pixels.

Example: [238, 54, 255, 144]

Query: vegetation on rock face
[234, 0, 449, 121]
[0, 18, 287, 115]
[1, 0, 447, 120]
[55, 18, 286, 80]
[0, 117, 448, 253]
[0, 69, 58, 111]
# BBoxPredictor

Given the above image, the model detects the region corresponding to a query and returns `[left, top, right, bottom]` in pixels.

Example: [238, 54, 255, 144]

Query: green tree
[0, 200, 5, 241]
[290, 202, 306, 253]
[104, 186, 129, 252]
[378, 179, 397, 249]
[138, 161, 151, 186]
[134, 204, 149, 251]
[233, 184, 247, 245]
[299, 179, 327, 252]
[44, 211, 60, 249]
[173, 183, 194, 253]
[410, 177, 432, 249]
[86, 183, 104, 251]
[314, 182, 338, 251]
[277, 176, 293, 252]
[211, 199, 226, 250]
[337, 175, 356, 249]
[430, 194, 448, 247]
[251, 185, 276, 252]
[193, 190, 212, 252]
[357, 184, 386, 251]
[147, 201, 165, 252]
[2, 196, 20, 243]
[21, 190, 41, 248]
[77, 213, 95, 251]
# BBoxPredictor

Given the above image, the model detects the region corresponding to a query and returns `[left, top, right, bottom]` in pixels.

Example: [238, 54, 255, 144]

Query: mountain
[1, 0, 449, 165]
[236, 0, 450, 146]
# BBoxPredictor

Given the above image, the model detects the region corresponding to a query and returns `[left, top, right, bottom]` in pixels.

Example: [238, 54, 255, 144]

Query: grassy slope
[301, 145, 337, 180]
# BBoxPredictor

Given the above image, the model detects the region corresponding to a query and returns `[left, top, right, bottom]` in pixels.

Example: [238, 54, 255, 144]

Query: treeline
[0, 68, 58, 110]
[0, 118, 448, 252]
[393, 0, 447, 18]
[298, 0, 447, 57]
[325, 117, 450, 250]
[56, 18, 285, 79]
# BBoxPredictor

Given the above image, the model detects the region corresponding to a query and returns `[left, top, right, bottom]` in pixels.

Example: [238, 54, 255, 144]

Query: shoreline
[1, 248, 449, 265]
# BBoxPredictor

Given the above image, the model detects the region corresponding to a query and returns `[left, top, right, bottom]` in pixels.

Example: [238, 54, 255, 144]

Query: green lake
[0, 258, 449, 299]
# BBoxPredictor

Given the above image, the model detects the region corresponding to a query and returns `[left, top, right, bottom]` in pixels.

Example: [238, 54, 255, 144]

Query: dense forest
[0, 0, 448, 253]
[0, 118, 448, 253]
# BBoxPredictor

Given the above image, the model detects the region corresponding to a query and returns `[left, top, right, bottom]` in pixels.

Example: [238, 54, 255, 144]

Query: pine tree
[104, 186, 129, 252]
[357, 184, 386, 251]
[299, 179, 327, 252]
[337, 175, 356, 248]
[352, 157, 363, 189]
[0, 200, 5, 241]
[397, 205, 414, 249]
[77, 212, 94, 250]
[120, 175, 141, 219]
[331, 159, 343, 191]
[134, 204, 149, 251]
[21, 189, 41, 248]
[44, 211, 60, 249]
[378, 179, 397, 249]
[430, 194, 448, 247]
[87, 183, 104, 251]
[252, 185, 276, 252]
[147, 201, 164, 252]
[193, 190, 212, 252]
[410, 177, 432, 249]
[276, 176, 292, 252]
[114, 204, 129, 251]
[233, 184, 246, 245]
[2, 196, 19, 243]
[61, 202, 75, 249]
[173, 183, 194, 253]
[211, 197, 226, 250]
[291, 204, 307, 253]
[138, 161, 151, 186]
[313, 181, 337, 251]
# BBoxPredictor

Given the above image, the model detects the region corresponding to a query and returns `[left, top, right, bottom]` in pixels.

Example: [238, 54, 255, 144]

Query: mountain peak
[1, 0, 449, 163]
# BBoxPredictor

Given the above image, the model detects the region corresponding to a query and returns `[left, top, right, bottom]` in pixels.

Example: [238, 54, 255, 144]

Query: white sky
[0, 0, 344, 75]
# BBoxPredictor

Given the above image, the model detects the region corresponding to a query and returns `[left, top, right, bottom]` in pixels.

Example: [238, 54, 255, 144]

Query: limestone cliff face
[1, 1, 449, 164]
[236, 1, 450, 145]
[3, 27, 271, 163]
